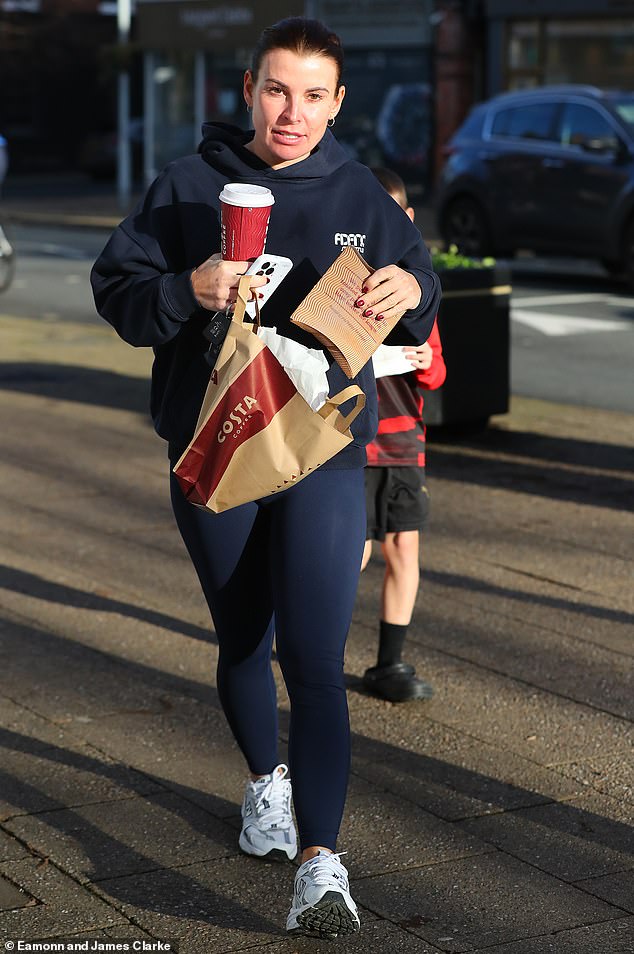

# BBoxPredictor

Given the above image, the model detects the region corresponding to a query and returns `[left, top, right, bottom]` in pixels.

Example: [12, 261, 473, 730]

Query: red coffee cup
[219, 183, 275, 261]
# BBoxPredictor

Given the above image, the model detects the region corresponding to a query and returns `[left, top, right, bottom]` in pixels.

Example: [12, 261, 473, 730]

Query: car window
[612, 98, 634, 134]
[490, 103, 558, 142]
[559, 103, 619, 151]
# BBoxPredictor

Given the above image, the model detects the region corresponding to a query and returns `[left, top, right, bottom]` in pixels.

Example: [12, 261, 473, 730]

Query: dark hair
[370, 166, 409, 209]
[251, 17, 344, 91]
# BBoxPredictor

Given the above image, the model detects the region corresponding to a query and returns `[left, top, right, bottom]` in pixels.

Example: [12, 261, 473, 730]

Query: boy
[362, 167, 446, 703]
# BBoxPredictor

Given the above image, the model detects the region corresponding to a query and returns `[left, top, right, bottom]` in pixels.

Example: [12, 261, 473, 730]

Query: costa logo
[217, 395, 258, 442]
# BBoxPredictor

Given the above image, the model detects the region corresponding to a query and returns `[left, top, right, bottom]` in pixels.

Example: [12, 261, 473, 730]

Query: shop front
[136, 0, 301, 182]
[485, 0, 634, 96]
[136, 0, 434, 191]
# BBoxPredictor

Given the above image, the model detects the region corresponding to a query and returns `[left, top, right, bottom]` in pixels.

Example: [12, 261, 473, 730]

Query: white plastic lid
[219, 182, 275, 208]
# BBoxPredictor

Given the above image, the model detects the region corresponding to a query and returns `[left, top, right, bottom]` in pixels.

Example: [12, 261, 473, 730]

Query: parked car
[435, 85, 634, 286]
[376, 82, 432, 178]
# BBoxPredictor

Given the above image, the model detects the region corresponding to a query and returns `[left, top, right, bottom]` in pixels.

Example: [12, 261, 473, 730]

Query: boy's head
[370, 166, 415, 222]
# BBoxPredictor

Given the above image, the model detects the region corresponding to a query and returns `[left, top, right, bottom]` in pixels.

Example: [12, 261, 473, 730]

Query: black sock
[377, 620, 408, 668]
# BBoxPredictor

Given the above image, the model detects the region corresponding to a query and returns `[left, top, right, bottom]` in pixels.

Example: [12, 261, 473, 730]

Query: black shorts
[365, 465, 430, 542]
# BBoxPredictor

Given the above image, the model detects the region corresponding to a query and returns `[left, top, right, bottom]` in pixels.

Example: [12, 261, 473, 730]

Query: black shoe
[362, 662, 434, 703]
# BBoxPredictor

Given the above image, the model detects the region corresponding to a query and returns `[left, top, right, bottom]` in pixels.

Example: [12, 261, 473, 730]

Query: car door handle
[541, 157, 565, 168]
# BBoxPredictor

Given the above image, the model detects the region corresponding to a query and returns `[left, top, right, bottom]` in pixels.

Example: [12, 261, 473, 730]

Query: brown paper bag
[173, 276, 365, 513]
[290, 246, 404, 378]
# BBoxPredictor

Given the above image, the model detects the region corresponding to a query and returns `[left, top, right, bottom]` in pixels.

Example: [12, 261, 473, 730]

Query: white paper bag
[257, 326, 330, 410]
[372, 344, 416, 379]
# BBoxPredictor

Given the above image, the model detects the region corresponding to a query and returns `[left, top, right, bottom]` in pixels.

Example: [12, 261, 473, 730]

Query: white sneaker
[239, 763, 297, 861]
[286, 850, 360, 938]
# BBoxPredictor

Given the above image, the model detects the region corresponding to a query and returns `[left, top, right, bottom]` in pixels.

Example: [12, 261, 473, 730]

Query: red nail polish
[363, 309, 373, 317]
[362, 286, 368, 294]
[356, 299, 364, 308]
[375, 314, 385, 321]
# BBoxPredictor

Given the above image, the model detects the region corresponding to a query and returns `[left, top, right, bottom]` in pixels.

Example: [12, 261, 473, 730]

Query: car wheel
[441, 197, 492, 258]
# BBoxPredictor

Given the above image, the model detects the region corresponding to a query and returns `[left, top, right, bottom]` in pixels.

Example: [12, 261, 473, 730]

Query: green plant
[431, 244, 496, 270]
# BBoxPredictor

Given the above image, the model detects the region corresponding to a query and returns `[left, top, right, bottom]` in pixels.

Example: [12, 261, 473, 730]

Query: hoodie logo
[334, 232, 366, 251]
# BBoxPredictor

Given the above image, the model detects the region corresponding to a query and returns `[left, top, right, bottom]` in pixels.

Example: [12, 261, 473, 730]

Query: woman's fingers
[191, 255, 268, 310]
[355, 264, 421, 318]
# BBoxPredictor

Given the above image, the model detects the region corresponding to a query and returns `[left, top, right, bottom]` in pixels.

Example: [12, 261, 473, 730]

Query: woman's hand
[403, 340, 433, 371]
[354, 264, 422, 323]
[190, 254, 268, 311]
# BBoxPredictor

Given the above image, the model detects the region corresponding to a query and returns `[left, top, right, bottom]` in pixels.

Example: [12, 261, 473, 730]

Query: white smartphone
[244, 253, 293, 317]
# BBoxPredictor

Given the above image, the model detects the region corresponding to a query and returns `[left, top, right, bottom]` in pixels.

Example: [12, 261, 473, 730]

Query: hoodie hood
[198, 121, 352, 181]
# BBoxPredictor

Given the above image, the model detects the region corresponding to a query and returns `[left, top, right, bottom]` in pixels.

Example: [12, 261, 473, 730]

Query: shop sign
[316, 0, 431, 47]
[1, 0, 40, 8]
[137, 0, 303, 51]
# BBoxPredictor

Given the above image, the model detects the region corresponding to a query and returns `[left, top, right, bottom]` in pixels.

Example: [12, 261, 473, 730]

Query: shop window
[544, 19, 634, 88]
[153, 51, 196, 170]
[506, 20, 542, 89]
[505, 17, 634, 92]
[508, 21, 539, 70]
[204, 53, 248, 130]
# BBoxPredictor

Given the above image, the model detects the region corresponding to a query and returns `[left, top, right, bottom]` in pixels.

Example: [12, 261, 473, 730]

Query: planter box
[423, 264, 512, 428]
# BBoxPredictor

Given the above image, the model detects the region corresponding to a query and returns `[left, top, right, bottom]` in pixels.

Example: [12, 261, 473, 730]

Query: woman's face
[244, 49, 345, 169]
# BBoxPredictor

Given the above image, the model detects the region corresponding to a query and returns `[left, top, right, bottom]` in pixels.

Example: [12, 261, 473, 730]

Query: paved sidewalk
[0, 181, 633, 953]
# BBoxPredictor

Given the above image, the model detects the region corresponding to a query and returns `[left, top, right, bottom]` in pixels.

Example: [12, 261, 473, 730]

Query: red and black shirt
[366, 319, 446, 468]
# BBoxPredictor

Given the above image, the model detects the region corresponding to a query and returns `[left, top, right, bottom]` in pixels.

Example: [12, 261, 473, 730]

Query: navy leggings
[170, 467, 366, 850]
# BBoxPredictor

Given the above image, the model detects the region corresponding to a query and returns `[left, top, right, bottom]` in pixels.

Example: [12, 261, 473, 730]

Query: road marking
[512, 293, 606, 307]
[511, 309, 631, 336]
[17, 240, 89, 260]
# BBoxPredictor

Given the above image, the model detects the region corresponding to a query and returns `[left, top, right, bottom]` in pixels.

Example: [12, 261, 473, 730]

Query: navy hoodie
[91, 123, 441, 467]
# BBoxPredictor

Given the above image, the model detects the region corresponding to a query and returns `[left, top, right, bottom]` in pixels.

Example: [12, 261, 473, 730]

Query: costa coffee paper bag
[173, 277, 365, 513]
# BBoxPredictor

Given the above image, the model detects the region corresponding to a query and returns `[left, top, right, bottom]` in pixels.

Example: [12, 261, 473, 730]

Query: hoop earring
[327, 116, 336, 127]
[246, 104, 251, 114]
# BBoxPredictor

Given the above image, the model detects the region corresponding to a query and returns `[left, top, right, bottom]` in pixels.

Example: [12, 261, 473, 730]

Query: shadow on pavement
[0, 565, 215, 645]
[428, 429, 633, 513]
[423, 568, 634, 628]
[1, 363, 633, 515]
[1, 616, 632, 906]
[440, 425, 634, 474]
[0, 362, 151, 417]
[0, 742, 281, 937]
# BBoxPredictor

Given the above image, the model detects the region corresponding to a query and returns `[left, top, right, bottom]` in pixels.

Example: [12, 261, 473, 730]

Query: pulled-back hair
[251, 17, 344, 90]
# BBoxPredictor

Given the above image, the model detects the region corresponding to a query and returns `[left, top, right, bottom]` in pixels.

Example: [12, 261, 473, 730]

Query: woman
[92, 17, 440, 939]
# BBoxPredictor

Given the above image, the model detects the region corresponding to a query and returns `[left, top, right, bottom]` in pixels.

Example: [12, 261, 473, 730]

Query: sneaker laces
[302, 850, 349, 889]
[251, 764, 292, 829]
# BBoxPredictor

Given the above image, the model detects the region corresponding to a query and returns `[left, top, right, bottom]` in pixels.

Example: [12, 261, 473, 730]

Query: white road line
[16, 240, 89, 260]
[511, 309, 631, 336]
[511, 293, 606, 307]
